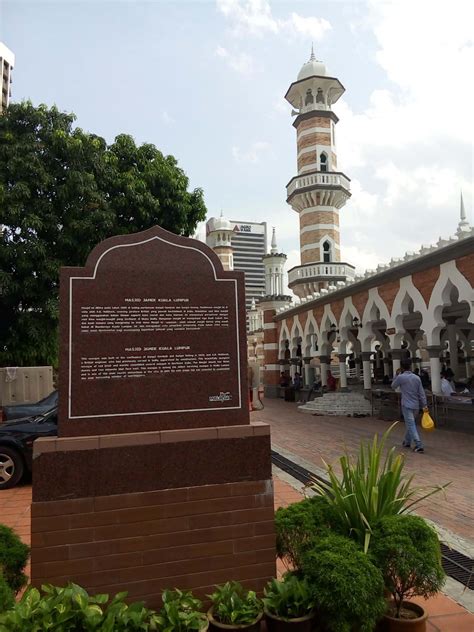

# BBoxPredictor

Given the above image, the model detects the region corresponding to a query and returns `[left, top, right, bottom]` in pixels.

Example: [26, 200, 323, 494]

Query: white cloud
[216, 0, 331, 40]
[161, 110, 174, 125]
[340, 245, 383, 275]
[285, 12, 331, 39]
[215, 45, 258, 75]
[332, 0, 474, 265]
[232, 140, 271, 164]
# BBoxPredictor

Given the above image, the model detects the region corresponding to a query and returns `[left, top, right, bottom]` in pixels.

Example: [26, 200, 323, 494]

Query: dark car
[0, 407, 58, 489]
[1, 390, 58, 422]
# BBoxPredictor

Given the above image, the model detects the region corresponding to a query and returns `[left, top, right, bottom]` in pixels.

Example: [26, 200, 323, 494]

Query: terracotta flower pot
[207, 607, 263, 631]
[379, 601, 427, 632]
[264, 608, 315, 632]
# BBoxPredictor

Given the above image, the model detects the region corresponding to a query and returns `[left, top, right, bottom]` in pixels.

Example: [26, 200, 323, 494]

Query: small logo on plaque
[209, 392, 232, 403]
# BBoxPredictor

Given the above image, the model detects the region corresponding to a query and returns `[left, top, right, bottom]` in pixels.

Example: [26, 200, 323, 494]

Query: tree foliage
[0, 102, 207, 366]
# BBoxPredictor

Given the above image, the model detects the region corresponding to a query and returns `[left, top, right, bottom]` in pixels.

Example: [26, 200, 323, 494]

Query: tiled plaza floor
[254, 397, 474, 541]
[0, 401, 472, 630]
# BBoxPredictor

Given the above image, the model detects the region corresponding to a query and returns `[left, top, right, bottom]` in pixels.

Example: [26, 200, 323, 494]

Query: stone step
[298, 391, 372, 416]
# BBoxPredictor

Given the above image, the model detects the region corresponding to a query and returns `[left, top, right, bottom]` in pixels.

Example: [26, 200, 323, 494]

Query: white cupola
[206, 211, 234, 270]
[286, 46, 344, 115]
[297, 45, 327, 80]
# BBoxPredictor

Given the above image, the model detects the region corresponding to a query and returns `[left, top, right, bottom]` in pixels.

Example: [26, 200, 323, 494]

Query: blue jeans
[401, 406, 423, 448]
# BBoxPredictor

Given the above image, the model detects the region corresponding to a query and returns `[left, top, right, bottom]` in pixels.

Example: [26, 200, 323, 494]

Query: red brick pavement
[254, 398, 474, 541]
[0, 410, 472, 631]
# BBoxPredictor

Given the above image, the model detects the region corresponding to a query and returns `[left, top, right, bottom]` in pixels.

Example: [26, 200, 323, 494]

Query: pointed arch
[390, 276, 428, 331]
[303, 312, 320, 357]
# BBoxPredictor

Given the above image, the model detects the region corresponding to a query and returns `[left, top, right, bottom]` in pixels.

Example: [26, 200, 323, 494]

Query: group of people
[279, 370, 337, 393]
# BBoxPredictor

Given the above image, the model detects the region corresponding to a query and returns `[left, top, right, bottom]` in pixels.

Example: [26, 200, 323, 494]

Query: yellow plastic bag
[421, 410, 435, 431]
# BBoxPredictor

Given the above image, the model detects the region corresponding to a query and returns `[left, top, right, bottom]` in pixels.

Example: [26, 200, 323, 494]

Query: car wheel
[0, 447, 24, 489]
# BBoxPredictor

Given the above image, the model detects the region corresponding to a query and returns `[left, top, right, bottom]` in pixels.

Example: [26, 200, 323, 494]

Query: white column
[427, 346, 442, 394]
[338, 354, 348, 390]
[391, 349, 402, 375]
[465, 355, 472, 379]
[447, 323, 459, 377]
[354, 356, 361, 379]
[361, 352, 372, 390]
[302, 359, 311, 387]
[320, 357, 329, 387]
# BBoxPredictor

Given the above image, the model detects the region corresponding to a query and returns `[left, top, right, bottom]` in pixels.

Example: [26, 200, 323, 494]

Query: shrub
[0, 524, 30, 594]
[263, 575, 315, 620]
[301, 533, 386, 632]
[0, 572, 14, 613]
[275, 495, 342, 571]
[0, 583, 161, 631]
[370, 515, 445, 618]
[310, 423, 449, 551]
[208, 581, 262, 626]
[157, 588, 208, 631]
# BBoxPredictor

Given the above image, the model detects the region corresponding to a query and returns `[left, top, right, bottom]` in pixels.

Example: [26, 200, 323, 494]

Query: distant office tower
[0, 42, 14, 114]
[206, 217, 267, 313]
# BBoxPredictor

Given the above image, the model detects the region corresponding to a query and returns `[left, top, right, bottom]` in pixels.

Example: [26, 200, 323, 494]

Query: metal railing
[287, 172, 350, 197]
[288, 262, 355, 285]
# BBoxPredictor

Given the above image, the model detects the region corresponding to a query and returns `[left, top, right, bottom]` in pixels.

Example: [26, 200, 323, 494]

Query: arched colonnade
[276, 260, 474, 395]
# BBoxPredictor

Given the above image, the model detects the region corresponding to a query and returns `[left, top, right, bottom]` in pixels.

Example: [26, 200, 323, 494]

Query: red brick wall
[378, 279, 400, 314]
[31, 480, 275, 608]
[412, 267, 440, 306]
[456, 253, 474, 284]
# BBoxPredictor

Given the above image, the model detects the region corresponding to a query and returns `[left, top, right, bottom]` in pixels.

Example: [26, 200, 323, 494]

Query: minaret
[262, 227, 287, 296]
[457, 191, 471, 238]
[258, 228, 292, 397]
[205, 211, 234, 270]
[284, 48, 355, 297]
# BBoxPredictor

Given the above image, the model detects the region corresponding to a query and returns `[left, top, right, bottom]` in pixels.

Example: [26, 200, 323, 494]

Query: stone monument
[30, 225, 275, 606]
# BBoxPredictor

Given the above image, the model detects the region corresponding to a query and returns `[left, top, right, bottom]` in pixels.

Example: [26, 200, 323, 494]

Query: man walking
[391, 359, 428, 453]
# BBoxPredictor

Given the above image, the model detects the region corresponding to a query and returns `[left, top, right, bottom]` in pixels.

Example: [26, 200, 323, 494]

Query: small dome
[213, 213, 232, 232]
[297, 58, 326, 81]
[297, 46, 326, 81]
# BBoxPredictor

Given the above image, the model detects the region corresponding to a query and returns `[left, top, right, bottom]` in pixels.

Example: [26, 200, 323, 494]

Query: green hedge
[0, 524, 30, 595]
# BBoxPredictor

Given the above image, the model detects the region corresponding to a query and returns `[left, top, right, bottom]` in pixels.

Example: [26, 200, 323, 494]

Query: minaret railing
[286, 171, 350, 197]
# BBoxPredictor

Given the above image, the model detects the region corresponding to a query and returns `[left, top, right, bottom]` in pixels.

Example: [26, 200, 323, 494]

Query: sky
[1, 0, 473, 283]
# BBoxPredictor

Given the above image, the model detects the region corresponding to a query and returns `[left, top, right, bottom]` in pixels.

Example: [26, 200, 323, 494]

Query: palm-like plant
[310, 423, 449, 552]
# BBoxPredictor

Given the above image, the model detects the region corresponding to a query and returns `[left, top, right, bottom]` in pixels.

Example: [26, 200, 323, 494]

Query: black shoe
[413, 447, 424, 453]
[402, 443, 411, 448]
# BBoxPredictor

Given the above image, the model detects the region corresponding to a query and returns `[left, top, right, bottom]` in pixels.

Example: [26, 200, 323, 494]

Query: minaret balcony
[288, 261, 355, 289]
[287, 170, 351, 199]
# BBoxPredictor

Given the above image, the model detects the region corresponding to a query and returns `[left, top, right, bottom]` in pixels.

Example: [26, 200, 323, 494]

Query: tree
[0, 101, 207, 366]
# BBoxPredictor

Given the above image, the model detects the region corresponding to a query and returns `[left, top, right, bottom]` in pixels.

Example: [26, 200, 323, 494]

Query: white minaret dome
[297, 46, 327, 81]
[214, 210, 232, 232]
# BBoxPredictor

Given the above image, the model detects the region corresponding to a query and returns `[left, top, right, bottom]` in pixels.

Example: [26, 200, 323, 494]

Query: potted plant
[207, 581, 263, 631]
[310, 424, 449, 552]
[157, 588, 209, 631]
[263, 575, 316, 631]
[370, 515, 445, 632]
[301, 533, 386, 632]
[275, 495, 342, 573]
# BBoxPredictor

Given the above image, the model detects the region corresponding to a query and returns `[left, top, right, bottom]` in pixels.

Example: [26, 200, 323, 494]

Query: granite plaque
[59, 226, 249, 436]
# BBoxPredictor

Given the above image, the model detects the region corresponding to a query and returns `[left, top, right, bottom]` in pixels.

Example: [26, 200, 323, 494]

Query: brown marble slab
[59, 226, 249, 436]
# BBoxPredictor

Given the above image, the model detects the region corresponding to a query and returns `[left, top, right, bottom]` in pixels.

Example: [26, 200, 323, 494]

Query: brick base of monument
[31, 423, 275, 608]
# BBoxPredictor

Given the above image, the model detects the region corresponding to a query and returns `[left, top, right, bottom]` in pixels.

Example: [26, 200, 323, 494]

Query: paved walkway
[0, 400, 472, 630]
[254, 398, 474, 543]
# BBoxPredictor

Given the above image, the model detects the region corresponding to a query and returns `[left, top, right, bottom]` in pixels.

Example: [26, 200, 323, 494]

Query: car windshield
[33, 407, 58, 424]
